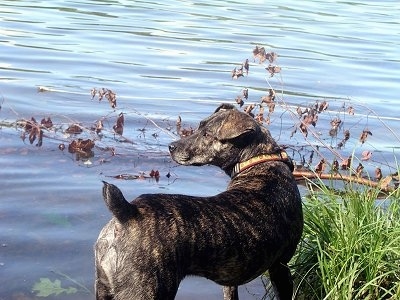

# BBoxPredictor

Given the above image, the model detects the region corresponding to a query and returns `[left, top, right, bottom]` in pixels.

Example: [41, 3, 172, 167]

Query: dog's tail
[102, 181, 138, 223]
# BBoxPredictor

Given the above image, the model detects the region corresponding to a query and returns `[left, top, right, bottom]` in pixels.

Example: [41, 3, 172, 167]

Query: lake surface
[1, 0, 399, 299]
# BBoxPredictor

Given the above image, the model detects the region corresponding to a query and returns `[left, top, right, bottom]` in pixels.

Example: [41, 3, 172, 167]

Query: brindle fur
[95, 104, 303, 300]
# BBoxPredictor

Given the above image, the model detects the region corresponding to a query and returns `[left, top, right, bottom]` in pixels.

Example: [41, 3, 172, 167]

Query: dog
[95, 104, 303, 300]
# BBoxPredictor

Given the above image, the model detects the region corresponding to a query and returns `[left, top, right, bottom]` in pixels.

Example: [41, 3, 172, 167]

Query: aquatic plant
[1, 46, 399, 190]
[292, 180, 400, 299]
[32, 270, 92, 297]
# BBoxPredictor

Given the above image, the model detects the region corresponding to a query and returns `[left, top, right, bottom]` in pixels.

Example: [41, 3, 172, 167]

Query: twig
[129, 108, 177, 140]
[293, 170, 395, 193]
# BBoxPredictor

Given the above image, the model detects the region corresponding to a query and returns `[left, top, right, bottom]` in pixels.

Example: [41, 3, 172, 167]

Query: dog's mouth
[170, 151, 206, 167]
[169, 141, 212, 167]
[169, 149, 191, 165]
[171, 155, 202, 166]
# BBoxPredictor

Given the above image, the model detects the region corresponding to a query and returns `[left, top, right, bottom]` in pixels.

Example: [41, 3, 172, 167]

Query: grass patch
[292, 182, 400, 300]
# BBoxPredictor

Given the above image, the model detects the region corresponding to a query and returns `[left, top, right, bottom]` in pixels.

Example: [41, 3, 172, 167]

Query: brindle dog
[95, 104, 303, 300]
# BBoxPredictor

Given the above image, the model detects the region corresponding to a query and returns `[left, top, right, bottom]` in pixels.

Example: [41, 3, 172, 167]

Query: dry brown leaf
[318, 100, 329, 112]
[375, 168, 382, 181]
[361, 150, 372, 161]
[315, 159, 326, 173]
[379, 175, 392, 189]
[243, 59, 249, 75]
[113, 112, 124, 135]
[359, 130, 372, 144]
[65, 124, 83, 134]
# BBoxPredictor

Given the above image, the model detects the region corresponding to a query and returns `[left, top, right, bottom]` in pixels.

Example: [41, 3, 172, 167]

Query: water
[1, 0, 399, 299]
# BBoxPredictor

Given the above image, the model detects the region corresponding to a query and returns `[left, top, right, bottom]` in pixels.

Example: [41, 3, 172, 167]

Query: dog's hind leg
[223, 286, 238, 300]
[269, 262, 293, 300]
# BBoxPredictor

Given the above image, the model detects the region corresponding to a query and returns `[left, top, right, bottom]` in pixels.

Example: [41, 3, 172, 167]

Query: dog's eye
[203, 131, 212, 138]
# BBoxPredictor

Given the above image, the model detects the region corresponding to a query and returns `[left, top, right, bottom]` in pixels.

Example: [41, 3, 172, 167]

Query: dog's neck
[230, 150, 293, 178]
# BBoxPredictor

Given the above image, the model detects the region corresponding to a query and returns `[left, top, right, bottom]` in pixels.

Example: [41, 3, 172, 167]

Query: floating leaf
[149, 170, 160, 178]
[329, 118, 341, 137]
[244, 104, 255, 114]
[37, 86, 52, 92]
[113, 112, 124, 135]
[253, 45, 267, 63]
[337, 130, 350, 148]
[299, 122, 308, 137]
[344, 130, 350, 141]
[242, 88, 248, 100]
[243, 59, 249, 75]
[261, 89, 275, 104]
[255, 114, 264, 123]
[266, 65, 281, 77]
[90, 88, 97, 99]
[44, 213, 71, 227]
[375, 168, 383, 181]
[29, 127, 37, 144]
[36, 130, 43, 147]
[255, 112, 264, 123]
[40, 117, 53, 129]
[23, 117, 43, 147]
[318, 100, 329, 112]
[179, 127, 194, 137]
[65, 124, 83, 134]
[98, 88, 106, 101]
[105, 89, 117, 108]
[150, 170, 160, 182]
[231, 67, 244, 79]
[68, 138, 95, 153]
[267, 101, 275, 113]
[32, 278, 77, 297]
[93, 120, 103, 134]
[235, 96, 244, 107]
[265, 51, 278, 63]
[91, 87, 117, 108]
[302, 111, 318, 127]
[176, 115, 182, 127]
[252, 46, 277, 64]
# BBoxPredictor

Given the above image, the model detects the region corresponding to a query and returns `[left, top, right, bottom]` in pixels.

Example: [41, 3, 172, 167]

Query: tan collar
[231, 150, 291, 178]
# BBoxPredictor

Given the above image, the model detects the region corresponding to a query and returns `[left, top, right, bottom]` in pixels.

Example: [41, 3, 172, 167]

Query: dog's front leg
[223, 286, 238, 300]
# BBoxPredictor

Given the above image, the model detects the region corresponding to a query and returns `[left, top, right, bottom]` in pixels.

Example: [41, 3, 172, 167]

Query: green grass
[292, 181, 400, 300]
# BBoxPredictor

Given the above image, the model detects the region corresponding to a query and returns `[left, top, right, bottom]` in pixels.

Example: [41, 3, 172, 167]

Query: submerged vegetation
[292, 181, 400, 300]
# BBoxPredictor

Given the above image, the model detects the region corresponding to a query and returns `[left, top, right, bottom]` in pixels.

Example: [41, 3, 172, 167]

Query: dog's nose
[168, 143, 176, 153]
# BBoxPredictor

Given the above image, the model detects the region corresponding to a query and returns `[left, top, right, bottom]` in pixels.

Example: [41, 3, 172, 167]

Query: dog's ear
[215, 109, 258, 141]
[214, 103, 236, 113]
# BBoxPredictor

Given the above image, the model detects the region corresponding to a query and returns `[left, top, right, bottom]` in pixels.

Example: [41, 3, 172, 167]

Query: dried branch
[293, 170, 396, 193]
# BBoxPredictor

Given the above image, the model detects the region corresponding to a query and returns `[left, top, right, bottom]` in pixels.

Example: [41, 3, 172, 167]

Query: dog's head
[169, 104, 279, 172]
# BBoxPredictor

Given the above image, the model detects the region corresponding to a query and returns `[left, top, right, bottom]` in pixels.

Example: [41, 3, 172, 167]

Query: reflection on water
[1, 0, 399, 299]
